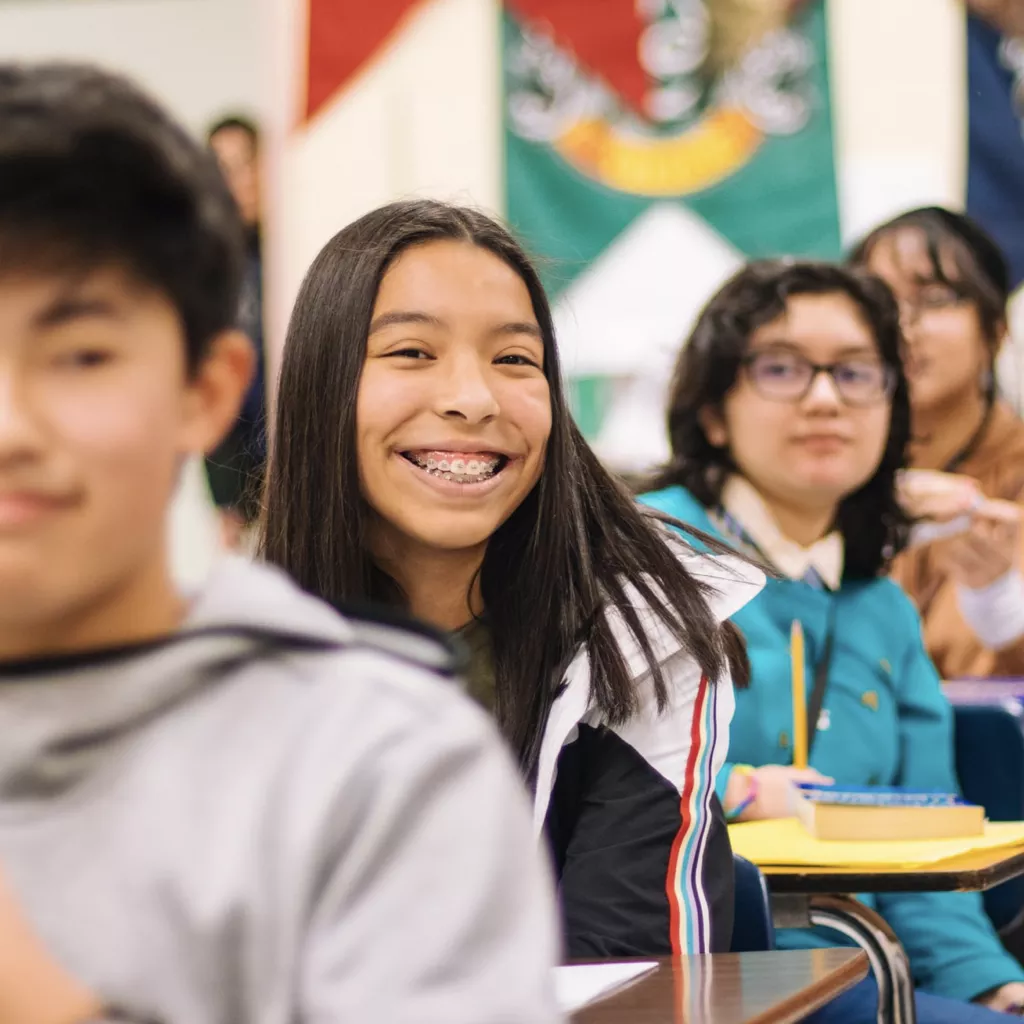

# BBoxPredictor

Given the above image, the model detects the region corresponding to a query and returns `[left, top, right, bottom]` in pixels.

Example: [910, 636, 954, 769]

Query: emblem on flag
[506, 0, 817, 197]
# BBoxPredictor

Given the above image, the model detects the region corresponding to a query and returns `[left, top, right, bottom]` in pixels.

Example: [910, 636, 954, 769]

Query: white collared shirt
[720, 476, 845, 590]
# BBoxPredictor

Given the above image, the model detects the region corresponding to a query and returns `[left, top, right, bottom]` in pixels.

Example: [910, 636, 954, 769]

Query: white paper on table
[553, 961, 660, 1013]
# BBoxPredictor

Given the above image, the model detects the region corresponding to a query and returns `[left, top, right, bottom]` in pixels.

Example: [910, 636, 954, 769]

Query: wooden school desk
[762, 846, 1024, 1024]
[570, 949, 868, 1024]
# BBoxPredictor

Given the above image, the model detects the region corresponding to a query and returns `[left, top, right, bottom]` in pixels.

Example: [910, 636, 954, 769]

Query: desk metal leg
[809, 895, 916, 1024]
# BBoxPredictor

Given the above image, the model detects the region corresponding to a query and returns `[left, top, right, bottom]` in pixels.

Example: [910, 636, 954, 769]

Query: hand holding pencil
[725, 620, 834, 823]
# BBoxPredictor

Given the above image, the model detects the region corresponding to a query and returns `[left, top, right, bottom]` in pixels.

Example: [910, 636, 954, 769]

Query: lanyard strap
[805, 600, 837, 758]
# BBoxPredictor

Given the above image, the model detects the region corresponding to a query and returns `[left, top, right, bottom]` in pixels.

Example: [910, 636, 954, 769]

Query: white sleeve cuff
[956, 569, 1024, 651]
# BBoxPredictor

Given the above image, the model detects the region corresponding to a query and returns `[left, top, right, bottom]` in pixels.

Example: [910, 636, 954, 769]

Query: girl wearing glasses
[852, 207, 1024, 681]
[640, 260, 1024, 1020]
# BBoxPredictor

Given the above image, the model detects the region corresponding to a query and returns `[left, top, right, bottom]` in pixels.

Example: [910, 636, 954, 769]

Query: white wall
[0, 0, 268, 133]
[829, 0, 966, 244]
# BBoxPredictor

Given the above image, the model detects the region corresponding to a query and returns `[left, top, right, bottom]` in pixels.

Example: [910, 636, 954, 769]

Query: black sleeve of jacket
[544, 723, 733, 958]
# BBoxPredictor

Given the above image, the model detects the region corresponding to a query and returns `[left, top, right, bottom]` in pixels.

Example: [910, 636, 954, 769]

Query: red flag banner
[505, 0, 812, 119]
[506, 0, 647, 113]
[305, 0, 421, 122]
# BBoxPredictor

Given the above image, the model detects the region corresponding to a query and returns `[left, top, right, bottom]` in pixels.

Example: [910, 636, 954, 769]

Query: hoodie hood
[0, 558, 354, 802]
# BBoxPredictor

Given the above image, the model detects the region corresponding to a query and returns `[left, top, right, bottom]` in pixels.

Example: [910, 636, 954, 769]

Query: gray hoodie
[0, 558, 561, 1023]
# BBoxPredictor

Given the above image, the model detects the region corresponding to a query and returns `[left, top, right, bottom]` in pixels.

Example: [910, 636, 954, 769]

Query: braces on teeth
[406, 452, 503, 483]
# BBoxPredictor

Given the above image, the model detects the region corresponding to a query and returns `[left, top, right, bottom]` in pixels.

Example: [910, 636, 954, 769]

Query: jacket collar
[720, 476, 844, 590]
[530, 540, 764, 834]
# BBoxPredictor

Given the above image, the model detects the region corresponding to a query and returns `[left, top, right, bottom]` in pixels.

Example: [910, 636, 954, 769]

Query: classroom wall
[829, 0, 965, 243]
[0, 0, 269, 133]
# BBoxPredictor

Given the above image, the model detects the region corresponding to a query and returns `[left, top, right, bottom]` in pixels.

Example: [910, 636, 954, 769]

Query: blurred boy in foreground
[0, 62, 560, 1024]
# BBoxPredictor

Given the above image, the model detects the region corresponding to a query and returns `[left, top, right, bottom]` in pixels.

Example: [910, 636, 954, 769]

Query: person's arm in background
[894, 468, 1024, 674]
[874, 588, 1024, 1007]
[945, 498, 1024, 674]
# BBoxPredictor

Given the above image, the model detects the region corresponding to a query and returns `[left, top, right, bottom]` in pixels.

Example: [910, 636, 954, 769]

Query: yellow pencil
[791, 620, 808, 769]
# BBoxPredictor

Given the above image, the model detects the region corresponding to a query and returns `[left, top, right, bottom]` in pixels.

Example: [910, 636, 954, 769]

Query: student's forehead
[0, 265, 152, 308]
[375, 242, 538, 318]
[0, 268, 182, 346]
[752, 296, 875, 350]
[875, 228, 958, 285]
[374, 249, 540, 337]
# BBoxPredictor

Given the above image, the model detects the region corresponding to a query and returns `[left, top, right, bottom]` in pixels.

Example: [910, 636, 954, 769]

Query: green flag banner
[503, 0, 841, 446]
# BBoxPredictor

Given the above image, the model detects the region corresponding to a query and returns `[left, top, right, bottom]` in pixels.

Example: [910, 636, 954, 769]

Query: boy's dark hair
[207, 115, 259, 149]
[261, 198, 751, 772]
[0, 63, 245, 372]
[648, 260, 913, 580]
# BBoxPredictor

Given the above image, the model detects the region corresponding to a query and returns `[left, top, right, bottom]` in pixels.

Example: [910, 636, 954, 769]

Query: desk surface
[762, 844, 1024, 894]
[570, 949, 868, 1024]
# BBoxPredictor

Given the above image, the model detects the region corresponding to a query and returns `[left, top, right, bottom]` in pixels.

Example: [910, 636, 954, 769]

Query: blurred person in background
[0, 64, 562, 1024]
[641, 260, 1024, 1020]
[852, 208, 1024, 680]
[207, 115, 266, 549]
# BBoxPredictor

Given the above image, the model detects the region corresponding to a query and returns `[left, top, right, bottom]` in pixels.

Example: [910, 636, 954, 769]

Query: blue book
[796, 784, 968, 808]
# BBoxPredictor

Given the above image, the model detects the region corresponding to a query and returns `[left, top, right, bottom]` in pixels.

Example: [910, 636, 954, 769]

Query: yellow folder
[729, 817, 1024, 869]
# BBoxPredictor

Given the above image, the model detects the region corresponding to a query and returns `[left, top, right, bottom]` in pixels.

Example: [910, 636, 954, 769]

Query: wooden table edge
[742, 950, 869, 1024]
[566, 950, 870, 1024]
[759, 845, 1024, 894]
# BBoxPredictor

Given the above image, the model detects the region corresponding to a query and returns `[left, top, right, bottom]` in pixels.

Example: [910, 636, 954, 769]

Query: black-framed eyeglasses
[742, 350, 896, 407]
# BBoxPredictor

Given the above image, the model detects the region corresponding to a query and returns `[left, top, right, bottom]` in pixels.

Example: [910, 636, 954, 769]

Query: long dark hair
[649, 260, 912, 579]
[261, 199, 748, 770]
[850, 206, 1010, 413]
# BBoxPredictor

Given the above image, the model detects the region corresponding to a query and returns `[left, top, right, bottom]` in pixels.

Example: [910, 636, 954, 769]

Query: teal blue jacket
[640, 484, 1024, 1002]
